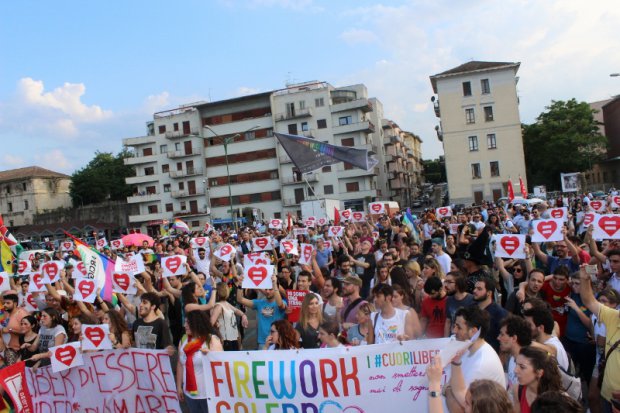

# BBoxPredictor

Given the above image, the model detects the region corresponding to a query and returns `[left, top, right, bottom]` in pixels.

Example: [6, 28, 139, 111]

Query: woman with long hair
[295, 293, 322, 349]
[29, 307, 67, 367]
[103, 309, 133, 349]
[18, 315, 39, 367]
[209, 282, 248, 351]
[370, 264, 391, 290]
[513, 346, 563, 413]
[176, 310, 222, 413]
[422, 257, 445, 280]
[68, 313, 99, 343]
[318, 320, 345, 348]
[264, 319, 299, 350]
[405, 260, 424, 312]
[181, 280, 216, 318]
[346, 302, 375, 346]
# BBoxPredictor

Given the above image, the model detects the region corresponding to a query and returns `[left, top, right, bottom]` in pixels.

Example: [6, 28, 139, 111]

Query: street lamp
[203, 124, 260, 230]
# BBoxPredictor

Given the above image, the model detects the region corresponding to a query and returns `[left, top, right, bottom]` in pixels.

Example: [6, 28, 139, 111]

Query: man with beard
[420, 277, 447, 338]
[443, 271, 474, 337]
[505, 268, 545, 315]
[472, 277, 507, 352]
[532, 227, 581, 274]
[523, 306, 570, 371]
[351, 240, 376, 299]
[132, 292, 174, 354]
[339, 276, 367, 330]
[321, 277, 342, 321]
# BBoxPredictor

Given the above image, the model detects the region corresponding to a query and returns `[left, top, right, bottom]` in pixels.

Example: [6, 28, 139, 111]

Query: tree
[69, 150, 135, 207]
[422, 157, 446, 184]
[523, 99, 607, 190]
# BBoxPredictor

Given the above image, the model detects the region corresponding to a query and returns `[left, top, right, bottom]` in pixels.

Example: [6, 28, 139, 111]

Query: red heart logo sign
[255, 238, 268, 250]
[54, 345, 77, 367]
[317, 218, 327, 226]
[500, 236, 520, 256]
[371, 203, 382, 213]
[352, 211, 363, 221]
[18, 261, 27, 273]
[97, 239, 105, 247]
[438, 207, 449, 216]
[598, 216, 620, 237]
[330, 227, 340, 236]
[248, 266, 268, 286]
[84, 327, 105, 347]
[194, 237, 207, 246]
[550, 209, 564, 219]
[165, 256, 182, 273]
[324, 241, 332, 249]
[303, 245, 313, 261]
[76, 262, 87, 276]
[32, 273, 44, 289]
[26, 294, 36, 308]
[536, 221, 558, 239]
[271, 220, 281, 227]
[304, 220, 314, 227]
[78, 280, 95, 298]
[613, 196, 620, 207]
[584, 213, 595, 226]
[591, 201, 602, 211]
[113, 273, 130, 290]
[111, 240, 121, 248]
[342, 210, 351, 219]
[44, 263, 58, 278]
[282, 241, 293, 253]
[220, 245, 232, 256]
[63, 242, 72, 250]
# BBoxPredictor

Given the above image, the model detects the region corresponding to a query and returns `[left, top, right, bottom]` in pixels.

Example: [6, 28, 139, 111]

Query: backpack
[558, 361, 582, 401]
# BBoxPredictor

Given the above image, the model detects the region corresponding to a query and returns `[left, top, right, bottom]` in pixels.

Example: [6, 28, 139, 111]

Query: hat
[342, 275, 362, 287]
[463, 226, 493, 266]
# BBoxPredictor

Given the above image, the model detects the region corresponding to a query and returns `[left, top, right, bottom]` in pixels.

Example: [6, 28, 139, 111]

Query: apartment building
[430, 61, 527, 204]
[0, 166, 71, 227]
[124, 82, 422, 233]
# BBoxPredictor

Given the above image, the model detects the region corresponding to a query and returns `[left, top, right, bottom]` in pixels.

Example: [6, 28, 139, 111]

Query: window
[245, 131, 255, 140]
[288, 124, 298, 135]
[22, 183, 27, 191]
[142, 147, 153, 156]
[175, 142, 181, 151]
[180, 201, 186, 210]
[144, 167, 155, 176]
[163, 184, 171, 192]
[173, 123, 179, 131]
[158, 125, 166, 134]
[465, 108, 475, 124]
[177, 162, 182, 171]
[146, 186, 156, 194]
[481, 79, 490, 94]
[147, 205, 158, 214]
[165, 203, 173, 212]
[315, 97, 324, 107]
[299, 100, 306, 110]
[344, 163, 354, 170]
[341, 137, 354, 147]
[179, 182, 185, 190]
[324, 185, 334, 194]
[471, 163, 481, 179]
[24, 200, 28, 210]
[160, 144, 168, 154]
[462, 81, 472, 97]
[339, 116, 352, 126]
[487, 134, 497, 149]
[210, 179, 218, 186]
[162, 164, 170, 173]
[192, 221, 200, 227]
[346, 182, 360, 192]
[317, 119, 327, 129]
[301, 122, 308, 131]
[7, 203, 12, 212]
[5, 186, 9, 194]
[484, 106, 494, 122]
[468, 136, 479, 151]
[490, 161, 500, 177]
[286, 102, 295, 118]
[322, 166, 332, 172]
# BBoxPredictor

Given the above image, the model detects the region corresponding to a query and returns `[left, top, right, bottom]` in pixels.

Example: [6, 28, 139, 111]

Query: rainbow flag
[65, 232, 113, 301]
[172, 218, 191, 233]
[403, 208, 420, 244]
[142, 252, 161, 264]
[0, 239, 14, 275]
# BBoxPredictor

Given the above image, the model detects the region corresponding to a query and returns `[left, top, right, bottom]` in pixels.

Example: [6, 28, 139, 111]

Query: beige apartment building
[430, 61, 527, 205]
[0, 166, 71, 228]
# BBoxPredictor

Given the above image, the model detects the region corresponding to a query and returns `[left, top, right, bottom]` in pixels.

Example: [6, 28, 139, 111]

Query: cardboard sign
[286, 290, 308, 323]
[593, 214, 620, 240]
[109, 239, 124, 250]
[0, 272, 10, 293]
[191, 237, 210, 248]
[243, 252, 270, 267]
[303, 219, 315, 228]
[50, 342, 84, 373]
[531, 218, 564, 243]
[341, 209, 352, 221]
[368, 202, 385, 215]
[96, 238, 108, 250]
[316, 217, 328, 227]
[214, 243, 235, 262]
[114, 255, 145, 276]
[60, 241, 74, 252]
[351, 211, 365, 223]
[612, 196, 620, 210]
[298, 243, 315, 265]
[328, 226, 344, 238]
[252, 237, 273, 252]
[493, 234, 526, 259]
[28, 273, 46, 293]
[435, 206, 452, 219]
[161, 255, 188, 277]
[590, 200, 606, 213]
[24, 293, 38, 312]
[112, 272, 138, 295]
[269, 219, 283, 230]
[17, 260, 32, 276]
[280, 239, 299, 256]
[73, 278, 98, 303]
[242, 265, 274, 289]
[81, 324, 113, 351]
[548, 207, 568, 221]
[41, 260, 63, 284]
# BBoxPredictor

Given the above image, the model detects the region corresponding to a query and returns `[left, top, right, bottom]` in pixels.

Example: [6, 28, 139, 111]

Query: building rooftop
[0, 166, 69, 182]
[430, 61, 520, 93]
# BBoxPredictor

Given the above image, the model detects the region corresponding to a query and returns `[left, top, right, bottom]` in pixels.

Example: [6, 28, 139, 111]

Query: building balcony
[124, 155, 158, 165]
[165, 128, 200, 139]
[171, 189, 206, 199]
[167, 147, 201, 158]
[169, 167, 203, 179]
[127, 192, 162, 203]
[128, 212, 164, 223]
[274, 108, 313, 122]
[383, 135, 403, 145]
[388, 162, 405, 173]
[126, 173, 160, 185]
[282, 198, 302, 206]
[390, 180, 407, 190]
[336, 166, 379, 179]
[123, 135, 157, 146]
[330, 98, 373, 113]
[332, 120, 375, 135]
[281, 173, 319, 185]
[174, 208, 209, 218]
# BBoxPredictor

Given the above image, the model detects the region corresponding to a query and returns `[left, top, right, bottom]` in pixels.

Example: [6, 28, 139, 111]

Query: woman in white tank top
[209, 283, 248, 351]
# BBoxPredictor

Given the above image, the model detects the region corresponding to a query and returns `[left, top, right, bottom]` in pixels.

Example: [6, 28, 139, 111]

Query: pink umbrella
[121, 233, 155, 247]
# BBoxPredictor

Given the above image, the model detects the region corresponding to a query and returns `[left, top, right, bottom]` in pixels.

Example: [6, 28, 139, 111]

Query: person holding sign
[103, 309, 132, 349]
[532, 227, 581, 275]
[29, 307, 67, 367]
[210, 282, 248, 351]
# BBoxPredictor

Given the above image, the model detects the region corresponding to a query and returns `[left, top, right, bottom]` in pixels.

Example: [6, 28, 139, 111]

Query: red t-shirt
[421, 295, 447, 338]
[540, 280, 570, 336]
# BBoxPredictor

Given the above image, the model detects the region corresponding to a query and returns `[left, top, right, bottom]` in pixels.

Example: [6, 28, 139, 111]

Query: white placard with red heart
[435, 206, 452, 219]
[589, 200, 606, 213]
[243, 252, 270, 267]
[191, 237, 210, 249]
[316, 217, 328, 227]
[214, 243, 235, 262]
[0, 272, 10, 293]
[531, 219, 564, 243]
[114, 256, 145, 276]
[41, 260, 63, 284]
[493, 234, 526, 259]
[592, 214, 620, 240]
[109, 239, 124, 250]
[161, 255, 187, 277]
[17, 260, 32, 276]
[369, 202, 386, 215]
[96, 238, 108, 250]
[351, 211, 365, 223]
[323, 240, 332, 249]
[298, 243, 315, 265]
[548, 207, 568, 221]
[371, 231, 380, 240]
[306, 216, 316, 223]
[204, 222, 213, 234]
[73, 278, 98, 303]
[293, 228, 309, 237]
[304, 219, 315, 228]
[50, 342, 84, 373]
[269, 219, 283, 230]
[328, 226, 344, 238]
[28, 273, 47, 293]
[280, 239, 299, 256]
[112, 272, 138, 295]
[61, 241, 74, 252]
[81, 324, 113, 351]
[252, 237, 273, 251]
[242, 265, 274, 289]
[611, 196, 620, 210]
[24, 293, 38, 312]
[70, 259, 87, 278]
[449, 224, 460, 235]
[340, 209, 352, 221]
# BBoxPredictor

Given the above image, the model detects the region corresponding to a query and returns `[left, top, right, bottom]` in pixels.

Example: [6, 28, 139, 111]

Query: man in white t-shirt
[368, 284, 418, 344]
[524, 306, 570, 371]
[498, 314, 533, 390]
[431, 238, 452, 275]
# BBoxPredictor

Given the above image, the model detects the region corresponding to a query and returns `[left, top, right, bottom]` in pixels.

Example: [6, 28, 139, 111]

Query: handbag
[598, 338, 620, 388]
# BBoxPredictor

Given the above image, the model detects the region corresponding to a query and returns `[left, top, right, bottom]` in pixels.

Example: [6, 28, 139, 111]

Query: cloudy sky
[1, 0, 618, 175]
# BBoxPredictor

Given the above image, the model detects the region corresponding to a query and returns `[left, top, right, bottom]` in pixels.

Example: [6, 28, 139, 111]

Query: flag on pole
[64, 232, 113, 302]
[0, 240, 14, 275]
[334, 207, 340, 225]
[519, 176, 527, 198]
[403, 208, 420, 243]
[172, 218, 191, 233]
[274, 132, 379, 173]
[507, 179, 515, 202]
[0, 214, 17, 247]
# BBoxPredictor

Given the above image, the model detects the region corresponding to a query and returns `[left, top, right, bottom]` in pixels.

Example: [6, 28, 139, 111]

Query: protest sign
[593, 214, 620, 240]
[41, 260, 63, 284]
[70, 259, 87, 278]
[304, 219, 315, 228]
[24, 293, 38, 312]
[81, 324, 113, 351]
[114, 255, 145, 276]
[531, 218, 564, 243]
[548, 207, 568, 221]
[0, 273, 9, 293]
[435, 206, 452, 219]
[351, 211, 365, 223]
[368, 202, 385, 215]
[0, 361, 34, 413]
[590, 200, 606, 213]
[161, 255, 187, 277]
[109, 239, 124, 250]
[242, 265, 274, 289]
[190, 237, 209, 249]
[50, 342, 84, 373]
[269, 219, 283, 230]
[73, 278, 98, 303]
[328, 226, 344, 237]
[286, 290, 308, 323]
[17, 260, 32, 276]
[298, 243, 314, 265]
[293, 228, 308, 237]
[96, 238, 108, 250]
[112, 272, 138, 295]
[244, 252, 270, 267]
[252, 236, 273, 251]
[341, 209, 352, 221]
[316, 217, 328, 227]
[493, 234, 526, 259]
[612, 196, 620, 210]
[214, 244, 235, 262]
[28, 273, 46, 293]
[280, 239, 299, 256]
[60, 241, 74, 252]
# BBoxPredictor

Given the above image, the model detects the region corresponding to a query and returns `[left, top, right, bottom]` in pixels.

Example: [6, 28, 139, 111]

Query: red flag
[0, 214, 17, 246]
[287, 213, 292, 231]
[507, 179, 515, 202]
[334, 207, 340, 225]
[519, 176, 527, 198]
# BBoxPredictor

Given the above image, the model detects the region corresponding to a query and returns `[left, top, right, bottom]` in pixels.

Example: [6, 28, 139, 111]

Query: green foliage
[523, 99, 607, 190]
[69, 150, 135, 206]
[422, 157, 446, 184]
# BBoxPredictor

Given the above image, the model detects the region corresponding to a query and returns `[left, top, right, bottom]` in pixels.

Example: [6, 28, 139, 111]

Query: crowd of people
[0, 190, 618, 412]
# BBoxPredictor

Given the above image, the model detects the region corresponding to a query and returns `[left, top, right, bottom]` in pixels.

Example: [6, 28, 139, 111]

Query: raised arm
[579, 265, 601, 316]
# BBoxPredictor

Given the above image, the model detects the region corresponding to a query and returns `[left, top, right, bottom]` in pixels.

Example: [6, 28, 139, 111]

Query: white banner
[493, 234, 526, 259]
[114, 255, 145, 276]
[531, 218, 564, 242]
[204, 339, 468, 413]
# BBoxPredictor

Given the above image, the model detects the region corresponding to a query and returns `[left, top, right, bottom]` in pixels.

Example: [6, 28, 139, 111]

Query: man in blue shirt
[532, 227, 581, 274]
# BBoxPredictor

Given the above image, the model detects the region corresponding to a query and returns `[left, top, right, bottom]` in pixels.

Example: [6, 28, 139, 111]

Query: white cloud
[34, 150, 72, 172]
[143, 92, 171, 114]
[1, 155, 25, 167]
[236, 86, 261, 96]
[340, 29, 378, 45]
